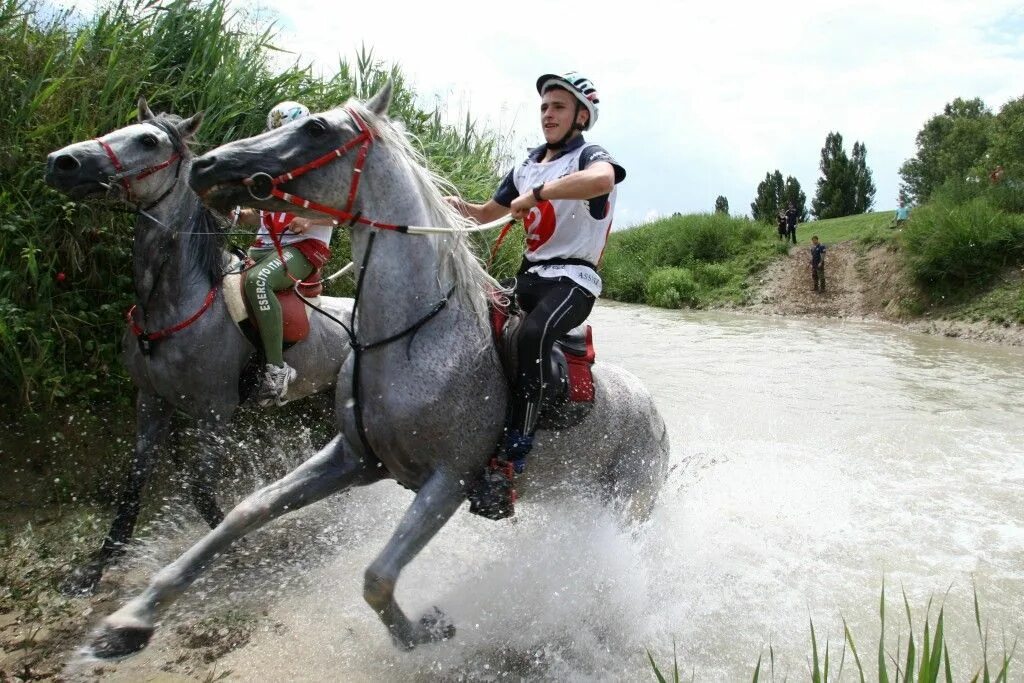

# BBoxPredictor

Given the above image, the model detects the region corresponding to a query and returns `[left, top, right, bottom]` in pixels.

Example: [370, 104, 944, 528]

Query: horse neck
[349, 154, 473, 344]
[131, 160, 212, 322]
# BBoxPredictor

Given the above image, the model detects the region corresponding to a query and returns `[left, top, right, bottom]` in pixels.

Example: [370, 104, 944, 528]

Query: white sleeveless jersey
[512, 144, 617, 296]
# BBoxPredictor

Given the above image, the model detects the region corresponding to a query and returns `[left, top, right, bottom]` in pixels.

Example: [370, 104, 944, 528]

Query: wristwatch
[532, 183, 545, 202]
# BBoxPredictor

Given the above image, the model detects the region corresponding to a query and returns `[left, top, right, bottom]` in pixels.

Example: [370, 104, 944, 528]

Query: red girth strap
[258, 108, 406, 232]
[126, 286, 218, 343]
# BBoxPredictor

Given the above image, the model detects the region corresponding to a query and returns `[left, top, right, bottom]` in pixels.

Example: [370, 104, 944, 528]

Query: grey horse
[44, 98, 354, 594]
[87, 83, 669, 657]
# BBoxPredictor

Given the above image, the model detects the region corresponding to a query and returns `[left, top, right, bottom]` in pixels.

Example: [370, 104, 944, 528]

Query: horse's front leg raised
[62, 391, 174, 595]
[89, 433, 384, 659]
[363, 469, 466, 650]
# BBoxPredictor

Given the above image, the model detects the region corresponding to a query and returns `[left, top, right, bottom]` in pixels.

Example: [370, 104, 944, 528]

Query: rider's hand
[509, 192, 538, 221]
[443, 196, 467, 215]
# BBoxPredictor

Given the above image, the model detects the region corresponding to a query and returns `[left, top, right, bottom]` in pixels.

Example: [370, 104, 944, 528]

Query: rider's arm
[288, 215, 338, 234]
[452, 198, 509, 224]
[534, 161, 615, 201]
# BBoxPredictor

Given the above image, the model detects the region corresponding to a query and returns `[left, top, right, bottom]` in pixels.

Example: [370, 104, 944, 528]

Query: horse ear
[138, 96, 155, 122]
[177, 111, 204, 140]
[366, 80, 393, 117]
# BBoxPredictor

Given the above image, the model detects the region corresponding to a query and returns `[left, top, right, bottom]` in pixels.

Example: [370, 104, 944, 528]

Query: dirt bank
[749, 240, 1024, 346]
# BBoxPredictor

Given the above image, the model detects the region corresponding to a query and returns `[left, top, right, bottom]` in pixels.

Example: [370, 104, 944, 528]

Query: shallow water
[82, 302, 1024, 681]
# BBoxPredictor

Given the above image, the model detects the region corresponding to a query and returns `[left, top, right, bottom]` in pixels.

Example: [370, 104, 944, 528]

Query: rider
[451, 72, 625, 487]
[232, 101, 337, 407]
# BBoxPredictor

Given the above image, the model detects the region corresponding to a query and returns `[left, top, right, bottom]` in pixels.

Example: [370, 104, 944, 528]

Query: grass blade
[844, 618, 866, 683]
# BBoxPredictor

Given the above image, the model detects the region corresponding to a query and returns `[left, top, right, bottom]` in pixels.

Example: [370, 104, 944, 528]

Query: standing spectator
[785, 202, 798, 244]
[894, 201, 910, 229]
[776, 210, 787, 240]
[810, 235, 826, 293]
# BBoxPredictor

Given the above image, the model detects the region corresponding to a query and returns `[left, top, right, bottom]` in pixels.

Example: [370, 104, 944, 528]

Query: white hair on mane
[347, 100, 506, 326]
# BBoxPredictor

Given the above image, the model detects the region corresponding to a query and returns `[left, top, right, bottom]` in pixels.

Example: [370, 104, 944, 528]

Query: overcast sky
[86, 0, 1024, 226]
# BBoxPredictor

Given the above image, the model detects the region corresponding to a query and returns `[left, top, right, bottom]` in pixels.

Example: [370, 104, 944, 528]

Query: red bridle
[244, 107, 406, 232]
[95, 136, 181, 205]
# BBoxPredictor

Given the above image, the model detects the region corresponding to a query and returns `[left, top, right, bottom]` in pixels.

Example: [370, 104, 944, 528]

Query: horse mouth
[197, 181, 244, 210]
[64, 182, 111, 199]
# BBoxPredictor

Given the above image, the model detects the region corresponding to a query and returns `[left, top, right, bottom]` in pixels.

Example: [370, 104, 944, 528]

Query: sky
[75, 0, 1024, 227]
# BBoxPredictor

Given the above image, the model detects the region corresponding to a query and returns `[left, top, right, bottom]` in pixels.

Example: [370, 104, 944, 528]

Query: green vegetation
[600, 213, 785, 309]
[0, 0, 503, 412]
[648, 584, 1016, 682]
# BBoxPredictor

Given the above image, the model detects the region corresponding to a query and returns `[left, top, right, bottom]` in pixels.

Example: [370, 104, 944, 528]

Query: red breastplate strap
[126, 286, 218, 343]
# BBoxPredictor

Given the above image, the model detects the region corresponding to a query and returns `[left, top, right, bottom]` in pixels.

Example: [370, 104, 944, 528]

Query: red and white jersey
[251, 211, 332, 250]
[510, 142, 620, 296]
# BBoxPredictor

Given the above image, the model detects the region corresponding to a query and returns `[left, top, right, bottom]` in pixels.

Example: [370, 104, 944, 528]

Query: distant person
[989, 164, 1004, 185]
[776, 210, 787, 240]
[893, 201, 910, 229]
[785, 202, 798, 244]
[810, 235, 826, 293]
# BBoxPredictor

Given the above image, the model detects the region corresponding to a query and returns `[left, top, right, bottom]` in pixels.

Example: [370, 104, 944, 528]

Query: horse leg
[363, 469, 466, 650]
[187, 416, 232, 528]
[89, 434, 381, 659]
[61, 391, 173, 595]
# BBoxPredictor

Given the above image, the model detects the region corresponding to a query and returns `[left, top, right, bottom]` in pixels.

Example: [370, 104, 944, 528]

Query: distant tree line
[748, 131, 875, 224]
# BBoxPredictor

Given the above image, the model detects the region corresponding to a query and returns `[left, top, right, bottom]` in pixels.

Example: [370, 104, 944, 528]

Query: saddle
[489, 295, 597, 431]
[223, 260, 323, 344]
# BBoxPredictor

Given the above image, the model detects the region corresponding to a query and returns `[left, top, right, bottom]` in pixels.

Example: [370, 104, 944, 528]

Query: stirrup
[467, 458, 517, 520]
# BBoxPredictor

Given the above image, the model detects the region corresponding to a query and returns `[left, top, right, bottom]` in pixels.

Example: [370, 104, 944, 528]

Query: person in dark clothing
[810, 235, 826, 292]
[785, 202, 798, 244]
[776, 211, 787, 240]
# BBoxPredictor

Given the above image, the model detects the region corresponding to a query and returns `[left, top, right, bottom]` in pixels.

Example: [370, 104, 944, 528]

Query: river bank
[747, 240, 1024, 347]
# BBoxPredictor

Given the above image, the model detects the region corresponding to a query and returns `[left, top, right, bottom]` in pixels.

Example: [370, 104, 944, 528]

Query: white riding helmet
[266, 101, 310, 130]
[536, 72, 600, 130]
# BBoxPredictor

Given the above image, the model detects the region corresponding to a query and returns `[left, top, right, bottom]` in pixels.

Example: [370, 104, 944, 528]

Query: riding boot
[467, 408, 538, 521]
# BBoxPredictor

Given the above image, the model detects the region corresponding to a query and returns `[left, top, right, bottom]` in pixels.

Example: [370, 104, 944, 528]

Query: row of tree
[747, 131, 876, 223]
[898, 95, 1024, 203]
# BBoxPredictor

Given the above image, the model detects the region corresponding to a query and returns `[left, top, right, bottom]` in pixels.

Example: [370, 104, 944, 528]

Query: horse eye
[141, 134, 159, 148]
[303, 119, 327, 137]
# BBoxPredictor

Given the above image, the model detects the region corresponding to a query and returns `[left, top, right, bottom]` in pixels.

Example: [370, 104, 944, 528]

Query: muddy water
[78, 301, 1024, 681]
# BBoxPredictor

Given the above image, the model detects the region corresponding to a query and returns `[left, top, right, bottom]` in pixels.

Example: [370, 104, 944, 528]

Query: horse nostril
[54, 154, 80, 173]
[193, 155, 217, 173]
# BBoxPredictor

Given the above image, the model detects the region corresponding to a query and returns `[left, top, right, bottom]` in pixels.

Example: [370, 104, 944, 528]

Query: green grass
[800, 211, 899, 246]
[648, 582, 1016, 682]
[600, 213, 783, 309]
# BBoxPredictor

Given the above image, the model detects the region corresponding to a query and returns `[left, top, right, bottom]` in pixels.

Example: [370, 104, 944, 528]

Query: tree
[811, 131, 872, 219]
[782, 175, 809, 222]
[714, 195, 729, 215]
[752, 171, 807, 222]
[984, 95, 1024, 180]
[851, 141, 876, 213]
[898, 97, 994, 203]
[750, 170, 784, 222]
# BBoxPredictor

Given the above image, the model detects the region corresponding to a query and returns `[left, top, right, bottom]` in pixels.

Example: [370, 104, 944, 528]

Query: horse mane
[347, 101, 503, 326]
[147, 114, 228, 284]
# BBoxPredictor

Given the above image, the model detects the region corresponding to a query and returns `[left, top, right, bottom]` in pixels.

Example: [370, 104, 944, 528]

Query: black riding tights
[507, 273, 595, 435]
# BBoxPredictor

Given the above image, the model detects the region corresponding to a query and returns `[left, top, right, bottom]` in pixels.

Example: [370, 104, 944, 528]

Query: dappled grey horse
[44, 99, 353, 594]
[88, 83, 669, 657]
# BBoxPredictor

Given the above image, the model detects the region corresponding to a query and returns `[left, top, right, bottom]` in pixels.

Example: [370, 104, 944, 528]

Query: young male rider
[232, 101, 337, 407]
[450, 72, 625, 504]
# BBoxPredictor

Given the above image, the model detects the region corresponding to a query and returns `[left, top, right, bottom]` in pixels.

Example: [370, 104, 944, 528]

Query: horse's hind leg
[363, 469, 465, 650]
[89, 433, 382, 659]
[62, 391, 173, 595]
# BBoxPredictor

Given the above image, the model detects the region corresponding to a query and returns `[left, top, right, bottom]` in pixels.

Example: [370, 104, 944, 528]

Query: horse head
[189, 84, 392, 217]
[46, 96, 203, 206]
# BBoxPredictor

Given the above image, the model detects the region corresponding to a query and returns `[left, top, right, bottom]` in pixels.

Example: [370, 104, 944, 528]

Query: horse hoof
[60, 564, 103, 597]
[88, 622, 154, 659]
[418, 607, 456, 643]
